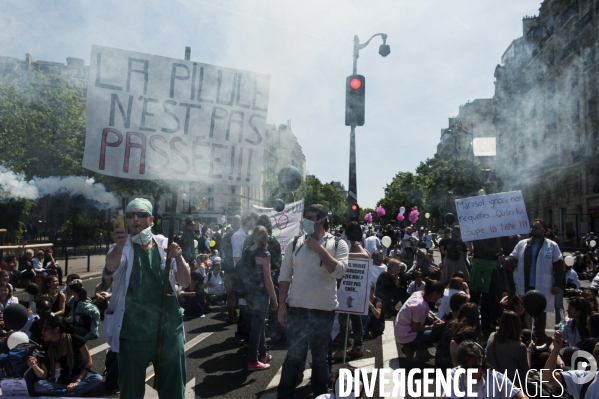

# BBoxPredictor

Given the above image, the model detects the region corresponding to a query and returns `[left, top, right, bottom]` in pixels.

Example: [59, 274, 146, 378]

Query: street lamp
[347, 33, 390, 220]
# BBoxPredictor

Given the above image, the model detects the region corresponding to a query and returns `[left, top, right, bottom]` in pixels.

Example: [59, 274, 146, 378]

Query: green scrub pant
[118, 335, 186, 399]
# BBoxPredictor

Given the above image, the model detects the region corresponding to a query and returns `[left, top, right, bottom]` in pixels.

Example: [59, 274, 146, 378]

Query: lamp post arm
[353, 33, 388, 74]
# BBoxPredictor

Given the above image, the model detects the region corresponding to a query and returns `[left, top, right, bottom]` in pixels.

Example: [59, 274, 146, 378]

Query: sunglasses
[125, 212, 150, 219]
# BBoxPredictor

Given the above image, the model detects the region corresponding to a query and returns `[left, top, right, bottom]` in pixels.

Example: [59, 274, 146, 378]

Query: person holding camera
[28, 316, 102, 396]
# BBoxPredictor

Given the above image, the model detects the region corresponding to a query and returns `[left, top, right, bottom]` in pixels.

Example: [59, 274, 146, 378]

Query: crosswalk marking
[89, 342, 110, 356]
[144, 377, 196, 399]
[145, 332, 213, 378]
[260, 357, 376, 399]
[382, 320, 399, 369]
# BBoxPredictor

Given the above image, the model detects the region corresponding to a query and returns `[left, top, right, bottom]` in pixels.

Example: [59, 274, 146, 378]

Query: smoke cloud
[0, 166, 119, 209]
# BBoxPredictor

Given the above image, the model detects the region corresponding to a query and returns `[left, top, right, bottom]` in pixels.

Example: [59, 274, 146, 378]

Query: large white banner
[455, 190, 530, 241]
[252, 199, 304, 252]
[83, 45, 270, 187]
[337, 258, 371, 315]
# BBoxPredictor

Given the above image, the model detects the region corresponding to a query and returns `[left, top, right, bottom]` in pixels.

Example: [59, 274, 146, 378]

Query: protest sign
[337, 258, 371, 315]
[83, 45, 270, 187]
[455, 190, 530, 241]
[253, 199, 304, 252]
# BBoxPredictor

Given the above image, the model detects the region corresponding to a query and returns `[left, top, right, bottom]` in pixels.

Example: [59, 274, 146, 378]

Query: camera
[379, 44, 391, 57]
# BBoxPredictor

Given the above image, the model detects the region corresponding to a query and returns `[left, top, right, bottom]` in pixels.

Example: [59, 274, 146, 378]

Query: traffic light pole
[347, 36, 360, 220]
[347, 34, 388, 220]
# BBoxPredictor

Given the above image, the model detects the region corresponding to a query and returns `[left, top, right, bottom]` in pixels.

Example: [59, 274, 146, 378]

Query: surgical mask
[132, 224, 154, 246]
[303, 218, 315, 235]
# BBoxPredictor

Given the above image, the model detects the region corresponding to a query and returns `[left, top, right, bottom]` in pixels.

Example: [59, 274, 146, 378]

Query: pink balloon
[364, 212, 373, 223]
[376, 206, 386, 217]
[397, 213, 405, 222]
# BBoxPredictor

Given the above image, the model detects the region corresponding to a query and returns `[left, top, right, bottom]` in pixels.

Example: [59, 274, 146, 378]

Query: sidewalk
[57, 254, 106, 280]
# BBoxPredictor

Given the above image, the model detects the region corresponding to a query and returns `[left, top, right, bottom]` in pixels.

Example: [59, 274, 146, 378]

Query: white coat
[102, 234, 187, 352]
[510, 238, 562, 313]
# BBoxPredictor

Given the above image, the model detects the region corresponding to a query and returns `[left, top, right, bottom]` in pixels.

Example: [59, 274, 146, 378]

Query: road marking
[260, 357, 376, 399]
[382, 320, 399, 369]
[145, 332, 213, 378]
[382, 320, 405, 398]
[144, 376, 196, 399]
[89, 342, 110, 356]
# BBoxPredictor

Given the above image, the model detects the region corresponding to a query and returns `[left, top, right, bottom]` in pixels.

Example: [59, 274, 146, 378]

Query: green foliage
[378, 157, 484, 223]
[263, 175, 347, 225]
[0, 72, 169, 226]
[0, 198, 36, 243]
[0, 72, 87, 178]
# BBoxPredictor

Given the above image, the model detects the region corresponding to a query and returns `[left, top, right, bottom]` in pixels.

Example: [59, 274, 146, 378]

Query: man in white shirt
[364, 231, 381, 254]
[277, 204, 348, 399]
[204, 261, 226, 304]
[231, 212, 258, 266]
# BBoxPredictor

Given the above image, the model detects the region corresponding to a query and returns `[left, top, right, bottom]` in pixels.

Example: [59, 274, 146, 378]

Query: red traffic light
[350, 78, 362, 90]
[351, 204, 359, 211]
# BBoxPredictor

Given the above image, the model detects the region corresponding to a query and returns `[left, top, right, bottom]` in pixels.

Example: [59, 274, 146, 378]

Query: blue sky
[0, 0, 543, 208]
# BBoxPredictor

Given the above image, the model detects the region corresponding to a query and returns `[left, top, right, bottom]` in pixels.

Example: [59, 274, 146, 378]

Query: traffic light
[348, 202, 360, 221]
[345, 75, 365, 126]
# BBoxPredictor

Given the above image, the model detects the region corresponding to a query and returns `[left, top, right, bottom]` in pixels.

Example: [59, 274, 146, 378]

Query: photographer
[28, 316, 102, 396]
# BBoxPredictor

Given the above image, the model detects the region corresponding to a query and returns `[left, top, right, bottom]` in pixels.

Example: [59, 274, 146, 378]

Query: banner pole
[342, 315, 349, 365]
[154, 185, 178, 389]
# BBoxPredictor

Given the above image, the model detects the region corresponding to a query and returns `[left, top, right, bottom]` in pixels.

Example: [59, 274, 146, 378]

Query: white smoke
[0, 166, 119, 209]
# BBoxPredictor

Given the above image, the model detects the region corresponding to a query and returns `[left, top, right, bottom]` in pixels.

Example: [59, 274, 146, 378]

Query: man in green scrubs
[104, 198, 191, 399]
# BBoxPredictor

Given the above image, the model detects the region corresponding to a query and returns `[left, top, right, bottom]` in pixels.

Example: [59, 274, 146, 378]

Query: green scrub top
[120, 244, 183, 341]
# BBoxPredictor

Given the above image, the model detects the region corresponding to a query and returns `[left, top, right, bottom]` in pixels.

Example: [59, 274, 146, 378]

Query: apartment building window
[572, 100, 580, 123]
[584, 47, 596, 70]
[594, 165, 599, 193]
[571, 73, 579, 88]
[207, 198, 214, 211]
[548, 80, 556, 99]
[207, 184, 214, 193]
[230, 185, 236, 194]
[576, 170, 583, 193]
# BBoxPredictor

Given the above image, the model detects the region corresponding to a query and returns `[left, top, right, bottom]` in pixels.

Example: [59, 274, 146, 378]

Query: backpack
[446, 240, 462, 261]
[207, 271, 224, 282]
[232, 246, 264, 296]
[0, 341, 42, 378]
[291, 234, 341, 255]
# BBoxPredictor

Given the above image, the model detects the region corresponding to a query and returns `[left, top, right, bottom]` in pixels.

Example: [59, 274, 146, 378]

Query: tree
[377, 157, 484, 226]
[0, 72, 168, 215]
[263, 175, 346, 225]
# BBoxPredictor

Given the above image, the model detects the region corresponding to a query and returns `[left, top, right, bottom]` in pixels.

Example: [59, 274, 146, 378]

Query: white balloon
[381, 236, 392, 248]
[7, 331, 29, 350]
[564, 255, 575, 267]
[591, 240, 597, 248]
[425, 213, 430, 219]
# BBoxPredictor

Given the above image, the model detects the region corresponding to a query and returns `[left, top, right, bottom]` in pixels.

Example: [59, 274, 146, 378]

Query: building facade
[436, 99, 497, 171]
[494, 0, 599, 246]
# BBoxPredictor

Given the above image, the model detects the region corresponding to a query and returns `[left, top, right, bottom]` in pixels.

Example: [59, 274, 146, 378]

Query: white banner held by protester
[337, 258, 370, 315]
[252, 199, 304, 252]
[455, 190, 529, 241]
[83, 45, 270, 187]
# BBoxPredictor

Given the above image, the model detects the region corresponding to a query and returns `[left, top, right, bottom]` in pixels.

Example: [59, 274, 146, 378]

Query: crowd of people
[3, 200, 599, 398]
